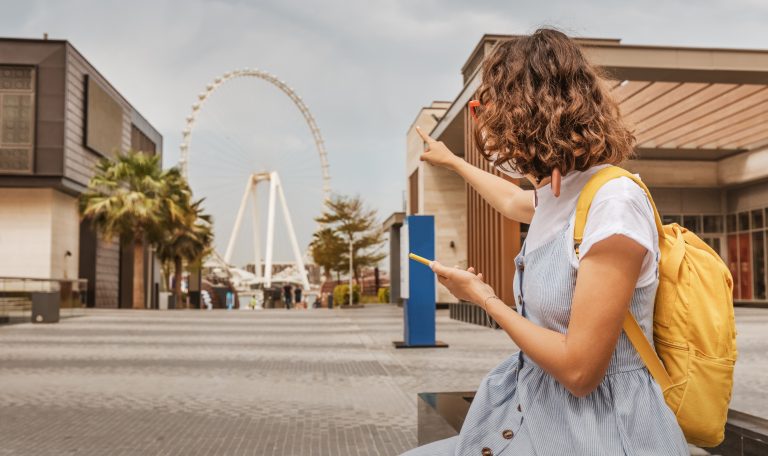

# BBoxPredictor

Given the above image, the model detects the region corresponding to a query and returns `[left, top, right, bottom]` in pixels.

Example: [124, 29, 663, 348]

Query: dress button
[517, 295, 522, 305]
[502, 429, 514, 439]
[517, 404, 522, 412]
[518, 262, 524, 271]
[481, 448, 493, 456]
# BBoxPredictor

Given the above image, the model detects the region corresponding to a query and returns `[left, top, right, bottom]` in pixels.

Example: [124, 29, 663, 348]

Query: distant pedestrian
[282, 284, 293, 309]
[294, 287, 303, 308]
[201, 290, 213, 311]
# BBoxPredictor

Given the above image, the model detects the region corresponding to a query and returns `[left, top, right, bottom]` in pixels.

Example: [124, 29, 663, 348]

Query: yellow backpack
[573, 165, 737, 447]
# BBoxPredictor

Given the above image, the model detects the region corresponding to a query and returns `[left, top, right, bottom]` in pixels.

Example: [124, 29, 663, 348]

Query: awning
[431, 36, 768, 187]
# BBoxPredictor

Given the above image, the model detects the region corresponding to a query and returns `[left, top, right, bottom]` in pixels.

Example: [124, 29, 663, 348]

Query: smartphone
[408, 253, 432, 266]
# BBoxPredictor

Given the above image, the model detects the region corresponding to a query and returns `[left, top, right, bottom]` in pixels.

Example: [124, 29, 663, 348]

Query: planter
[159, 292, 171, 310]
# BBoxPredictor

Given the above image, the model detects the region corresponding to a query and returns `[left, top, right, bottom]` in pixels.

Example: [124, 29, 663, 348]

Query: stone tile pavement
[0, 305, 765, 455]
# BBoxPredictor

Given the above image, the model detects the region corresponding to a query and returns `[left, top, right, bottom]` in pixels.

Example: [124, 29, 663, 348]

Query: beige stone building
[406, 102, 467, 305]
[408, 34, 768, 315]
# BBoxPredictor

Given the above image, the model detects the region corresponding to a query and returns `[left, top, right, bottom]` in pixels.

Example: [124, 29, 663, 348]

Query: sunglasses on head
[468, 100, 482, 120]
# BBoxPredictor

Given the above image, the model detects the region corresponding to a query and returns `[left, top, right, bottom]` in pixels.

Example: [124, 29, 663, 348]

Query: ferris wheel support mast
[223, 172, 310, 291]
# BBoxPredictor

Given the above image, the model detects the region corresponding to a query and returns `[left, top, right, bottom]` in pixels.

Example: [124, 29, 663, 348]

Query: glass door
[727, 234, 740, 300]
[738, 232, 752, 300]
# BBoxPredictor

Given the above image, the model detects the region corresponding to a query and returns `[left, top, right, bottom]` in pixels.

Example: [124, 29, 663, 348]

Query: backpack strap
[573, 165, 673, 392]
[573, 166, 664, 255]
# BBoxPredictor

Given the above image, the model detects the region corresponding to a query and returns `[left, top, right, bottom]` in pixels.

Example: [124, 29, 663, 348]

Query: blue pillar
[396, 215, 447, 348]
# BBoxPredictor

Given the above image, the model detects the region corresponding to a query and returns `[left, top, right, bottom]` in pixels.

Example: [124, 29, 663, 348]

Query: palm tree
[156, 199, 214, 308]
[80, 151, 191, 309]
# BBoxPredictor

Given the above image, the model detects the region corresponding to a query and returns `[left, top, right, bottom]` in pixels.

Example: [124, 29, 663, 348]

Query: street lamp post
[348, 237, 354, 305]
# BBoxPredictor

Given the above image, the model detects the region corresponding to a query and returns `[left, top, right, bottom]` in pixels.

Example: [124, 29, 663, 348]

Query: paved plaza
[0, 305, 765, 455]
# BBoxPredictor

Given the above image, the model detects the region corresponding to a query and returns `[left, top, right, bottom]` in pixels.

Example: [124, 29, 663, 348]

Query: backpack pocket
[655, 338, 688, 413]
[675, 347, 734, 447]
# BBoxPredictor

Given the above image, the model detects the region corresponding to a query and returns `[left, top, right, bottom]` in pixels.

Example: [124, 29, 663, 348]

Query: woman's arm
[431, 234, 646, 397]
[416, 126, 535, 224]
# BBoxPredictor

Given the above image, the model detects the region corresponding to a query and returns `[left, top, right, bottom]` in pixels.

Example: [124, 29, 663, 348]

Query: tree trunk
[132, 239, 145, 309]
[174, 256, 183, 309]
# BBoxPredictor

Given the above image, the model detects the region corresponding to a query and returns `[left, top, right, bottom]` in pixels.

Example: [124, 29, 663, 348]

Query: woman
[402, 29, 688, 455]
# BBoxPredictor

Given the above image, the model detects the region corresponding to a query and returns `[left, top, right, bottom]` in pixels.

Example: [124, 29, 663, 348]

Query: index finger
[415, 126, 435, 143]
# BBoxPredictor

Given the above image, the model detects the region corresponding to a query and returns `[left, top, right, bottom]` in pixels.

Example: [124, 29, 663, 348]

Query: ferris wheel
[179, 68, 331, 289]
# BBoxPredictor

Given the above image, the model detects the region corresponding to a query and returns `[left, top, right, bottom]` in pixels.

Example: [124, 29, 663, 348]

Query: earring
[551, 168, 561, 197]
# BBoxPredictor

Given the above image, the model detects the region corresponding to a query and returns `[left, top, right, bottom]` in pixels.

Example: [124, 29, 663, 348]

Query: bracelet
[481, 295, 501, 329]
[482, 295, 500, 311]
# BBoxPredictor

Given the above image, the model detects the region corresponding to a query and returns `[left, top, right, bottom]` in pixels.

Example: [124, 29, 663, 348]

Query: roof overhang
[430, 36, 768, 187]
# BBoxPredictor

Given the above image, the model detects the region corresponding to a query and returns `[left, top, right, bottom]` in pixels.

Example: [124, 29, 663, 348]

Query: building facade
[0, 37, 163, 309]
[407, 34, 768, 316]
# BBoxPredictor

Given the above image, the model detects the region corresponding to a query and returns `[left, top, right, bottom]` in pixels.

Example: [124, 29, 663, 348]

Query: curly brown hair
[473, 28, 635, 181]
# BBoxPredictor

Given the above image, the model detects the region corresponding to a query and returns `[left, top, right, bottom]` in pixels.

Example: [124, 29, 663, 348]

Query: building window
[408, 169, 418, 215]
[130, 124, 156, 155]
[738, 233, 752, 299]
[0, 66, 35, 174]
[85, 75, 124, 157]
[662, 214, 681, 225]
[703, 237, 721, 254]
[753, 231, 766, 300]
[702, 215, 724, 234]
[738, 211, 750, 232]
[751, 209, 764, 230]
[682, 215, 700, 232]
[726, 234, 739, 300]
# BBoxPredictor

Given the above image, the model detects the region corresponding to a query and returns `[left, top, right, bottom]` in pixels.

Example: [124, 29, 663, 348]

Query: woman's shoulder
[585, 174, 657, 244]
[568, 173, 660, 286]
[591, 175, 651, 209]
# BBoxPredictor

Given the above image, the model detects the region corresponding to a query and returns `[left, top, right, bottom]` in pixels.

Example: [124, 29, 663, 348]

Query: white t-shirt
[509, 164, 659, 288]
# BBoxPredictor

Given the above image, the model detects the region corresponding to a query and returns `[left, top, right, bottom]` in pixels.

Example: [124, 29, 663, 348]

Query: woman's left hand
[430, 261, 496, 305]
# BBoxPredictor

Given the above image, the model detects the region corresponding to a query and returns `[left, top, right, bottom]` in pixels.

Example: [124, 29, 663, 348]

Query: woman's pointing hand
[416, 126, 460, 170]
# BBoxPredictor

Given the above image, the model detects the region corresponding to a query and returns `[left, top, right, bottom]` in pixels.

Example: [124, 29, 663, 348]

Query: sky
[3, 0, 768, 266]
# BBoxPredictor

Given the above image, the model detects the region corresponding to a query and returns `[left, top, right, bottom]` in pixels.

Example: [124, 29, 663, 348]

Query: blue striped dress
[402, 211, 688, 455]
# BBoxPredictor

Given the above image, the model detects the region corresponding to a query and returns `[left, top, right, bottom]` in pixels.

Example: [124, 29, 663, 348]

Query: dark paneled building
[0, 37, 163, 309]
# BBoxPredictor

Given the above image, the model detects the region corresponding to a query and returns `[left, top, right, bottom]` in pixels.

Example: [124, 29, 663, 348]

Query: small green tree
[333, 284, 361, 306]
[309, 227, 347, 281]
[315, 195, 386, 282]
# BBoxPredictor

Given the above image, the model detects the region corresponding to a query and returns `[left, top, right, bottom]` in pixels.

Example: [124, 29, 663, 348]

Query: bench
[417, 391, 768, 455]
